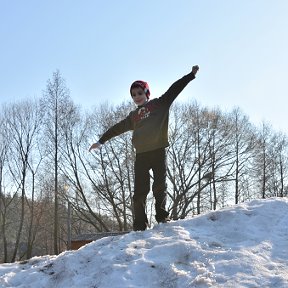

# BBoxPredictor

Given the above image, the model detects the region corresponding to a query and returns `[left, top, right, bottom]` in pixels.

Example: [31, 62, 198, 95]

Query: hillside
[0, 198, 287, 288]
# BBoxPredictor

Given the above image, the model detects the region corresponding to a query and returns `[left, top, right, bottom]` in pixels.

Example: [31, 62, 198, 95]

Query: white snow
[0, 197, 287, 288]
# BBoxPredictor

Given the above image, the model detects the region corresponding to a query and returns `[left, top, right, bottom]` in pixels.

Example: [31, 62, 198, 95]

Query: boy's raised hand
[192, 65, 199, 76]
[89, 142, 102, 152]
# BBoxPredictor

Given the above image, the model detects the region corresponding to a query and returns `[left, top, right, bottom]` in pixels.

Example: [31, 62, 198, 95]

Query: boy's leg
[151, 148, 170, 223]
[133, 153, 150, 231]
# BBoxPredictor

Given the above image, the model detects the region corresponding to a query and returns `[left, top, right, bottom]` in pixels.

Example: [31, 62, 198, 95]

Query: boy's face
[131, 86, 148, 106]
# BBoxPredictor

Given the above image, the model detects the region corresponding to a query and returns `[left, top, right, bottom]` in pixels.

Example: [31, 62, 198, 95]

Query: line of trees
[0, 71, 287, 263]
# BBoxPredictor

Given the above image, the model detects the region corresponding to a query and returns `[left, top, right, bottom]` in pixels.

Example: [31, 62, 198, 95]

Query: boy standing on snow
[89, 65, 199, 231]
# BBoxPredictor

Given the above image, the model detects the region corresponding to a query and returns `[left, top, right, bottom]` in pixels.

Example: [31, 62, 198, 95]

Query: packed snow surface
[0, 198, 287, 288]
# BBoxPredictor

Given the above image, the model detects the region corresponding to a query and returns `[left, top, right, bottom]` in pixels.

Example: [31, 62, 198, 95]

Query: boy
[89, 65, 199, 231]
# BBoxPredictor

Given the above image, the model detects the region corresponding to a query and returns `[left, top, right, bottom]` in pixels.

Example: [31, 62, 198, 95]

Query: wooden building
[70, 231, 129, 250]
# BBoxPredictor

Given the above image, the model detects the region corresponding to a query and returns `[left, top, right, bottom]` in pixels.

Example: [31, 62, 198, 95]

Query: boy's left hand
[192, 65, 199, 76]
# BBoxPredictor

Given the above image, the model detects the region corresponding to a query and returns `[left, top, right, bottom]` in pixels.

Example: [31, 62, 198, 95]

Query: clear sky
[1, 1, 288, 134]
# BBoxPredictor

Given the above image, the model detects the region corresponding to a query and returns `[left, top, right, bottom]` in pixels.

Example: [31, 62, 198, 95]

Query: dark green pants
[133, 148, 169, 231]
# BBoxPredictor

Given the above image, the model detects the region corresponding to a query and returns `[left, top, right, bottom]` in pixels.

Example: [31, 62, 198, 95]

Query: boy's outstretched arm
[88, 115, 133, 152]
[159, 64, 200, 106]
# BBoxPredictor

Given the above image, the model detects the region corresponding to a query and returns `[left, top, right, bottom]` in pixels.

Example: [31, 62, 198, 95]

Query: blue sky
[1, 1, 288, 133]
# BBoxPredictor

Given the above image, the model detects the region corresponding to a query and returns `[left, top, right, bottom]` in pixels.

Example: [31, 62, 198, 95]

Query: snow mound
[0, 197, 288, 288]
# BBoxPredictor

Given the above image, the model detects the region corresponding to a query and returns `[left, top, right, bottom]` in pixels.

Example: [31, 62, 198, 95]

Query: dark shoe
[133, 221, 148, 231]
[157, 217, 171, 224]
[155, 210, 170, 224]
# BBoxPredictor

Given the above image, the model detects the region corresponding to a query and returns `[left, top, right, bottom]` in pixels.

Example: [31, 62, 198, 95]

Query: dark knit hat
[130, 80, 150, 99]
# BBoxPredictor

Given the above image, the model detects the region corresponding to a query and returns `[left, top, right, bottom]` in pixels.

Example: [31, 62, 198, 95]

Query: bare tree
[253, 122, 274, 199]
[0, 110, 10, 262]
[203, 109, 234, 209]
[167, 104, 253, 218]
[228, 108, 258, 204]
[25, 141, 45, 259]
[2, 99, 42, 262]
[59, 104, 114, 232]
[58, 101, 135, 232]
[167, 103, 213, 219]
[41, 70, 71, 254]
[267, 131, 288, 197]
